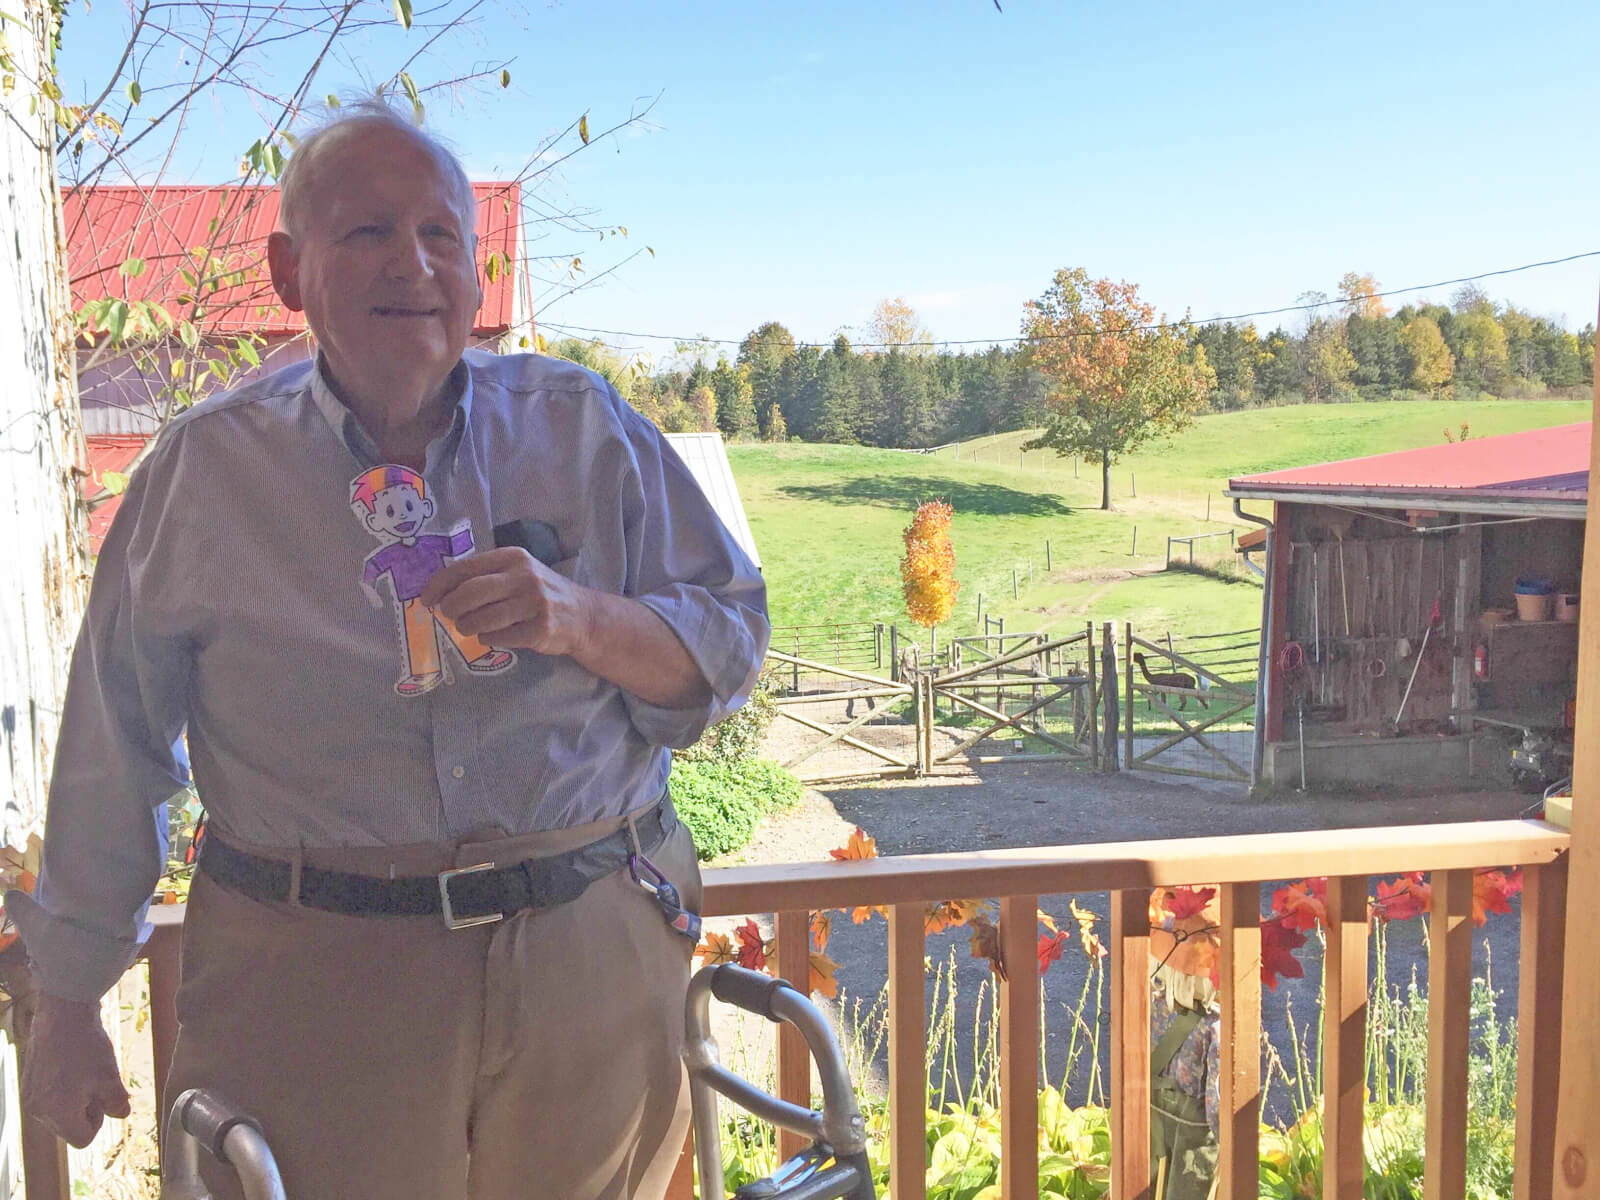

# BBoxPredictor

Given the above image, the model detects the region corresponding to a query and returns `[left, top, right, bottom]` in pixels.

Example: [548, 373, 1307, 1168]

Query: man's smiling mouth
[371, 306, 440, 318]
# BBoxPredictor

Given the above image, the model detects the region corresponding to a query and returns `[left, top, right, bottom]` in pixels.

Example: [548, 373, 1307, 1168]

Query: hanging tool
[1393, 594, 1442, 733]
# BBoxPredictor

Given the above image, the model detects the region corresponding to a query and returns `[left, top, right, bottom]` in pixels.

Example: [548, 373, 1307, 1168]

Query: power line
[535, 250, 1600, 353]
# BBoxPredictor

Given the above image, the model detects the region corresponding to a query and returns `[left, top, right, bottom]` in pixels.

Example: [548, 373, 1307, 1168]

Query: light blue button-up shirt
[14, 349, 769, 1000]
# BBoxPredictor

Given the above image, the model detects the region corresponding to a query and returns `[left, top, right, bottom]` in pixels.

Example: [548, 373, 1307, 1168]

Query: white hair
[277, 97, 477, 242]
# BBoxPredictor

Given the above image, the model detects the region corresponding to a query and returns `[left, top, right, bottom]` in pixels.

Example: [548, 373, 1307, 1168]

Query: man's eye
[405, 501, 415, 513]
[386, 505, 395, 517]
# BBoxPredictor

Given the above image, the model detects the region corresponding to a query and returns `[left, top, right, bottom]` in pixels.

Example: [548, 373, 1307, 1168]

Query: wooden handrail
[123, 819, 1569, 1200]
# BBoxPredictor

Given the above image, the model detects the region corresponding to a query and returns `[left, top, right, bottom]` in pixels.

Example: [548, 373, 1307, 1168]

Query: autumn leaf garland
[692, 827, 1526, 999]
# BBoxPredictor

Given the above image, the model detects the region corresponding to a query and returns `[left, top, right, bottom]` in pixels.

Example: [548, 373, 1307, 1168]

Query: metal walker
[684, 964, 876, 1200]
[160, 1088, 286, 1200]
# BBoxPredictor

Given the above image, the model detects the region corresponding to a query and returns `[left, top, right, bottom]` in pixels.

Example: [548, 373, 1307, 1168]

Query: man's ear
[365, 510, 384, 534]
[267, 231, 304, 312]
[422, 497, 435, 519]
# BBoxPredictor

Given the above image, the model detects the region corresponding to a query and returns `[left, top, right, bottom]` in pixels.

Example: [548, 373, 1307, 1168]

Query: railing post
[1425, 869, 1473, 1200]
[1218, 882, 1261, 1200]
[1323, 875, 1368, 1200]
[997, 894, 1039, 1200]
[148, 921, 183, 1140]
[775, 909, 812, 1162]
[1110, 888, 1151, 1200]
[1515, 853, 1567, 1200]
[15, 985, 70, 1200]
[890, 624, 900, 682]
[888, 904, 927, 1200]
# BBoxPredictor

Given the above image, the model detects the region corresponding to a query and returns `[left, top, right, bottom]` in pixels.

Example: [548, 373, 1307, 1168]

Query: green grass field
[731, 398, 1588, 642]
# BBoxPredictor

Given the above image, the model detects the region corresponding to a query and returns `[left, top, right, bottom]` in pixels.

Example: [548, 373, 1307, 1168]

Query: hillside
[730, 398, 1588, 640]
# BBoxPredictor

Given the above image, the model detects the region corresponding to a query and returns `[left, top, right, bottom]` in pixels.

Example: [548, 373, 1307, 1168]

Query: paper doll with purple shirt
[350, 464, 516, 697]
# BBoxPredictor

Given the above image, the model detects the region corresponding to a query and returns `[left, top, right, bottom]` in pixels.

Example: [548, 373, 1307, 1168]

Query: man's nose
[386, 233, 434, 281]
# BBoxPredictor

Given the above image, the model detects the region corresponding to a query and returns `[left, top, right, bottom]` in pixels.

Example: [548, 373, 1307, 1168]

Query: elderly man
[13, 100, 768, 1199]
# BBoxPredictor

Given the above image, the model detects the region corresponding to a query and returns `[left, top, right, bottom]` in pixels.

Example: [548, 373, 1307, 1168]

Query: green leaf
[235, 338, 261, 369]
[646, 246, 655, 258]
[397, 71, 423, 123]
[125, 80, 140, 105]
[326, 93, 340, 109]
[391, 0, 413, 29]
[208, 358, 230, 383]
[105, 300, 129, 343]
[484, 252, 502, 284]
[578, 113, 589, 145]
[500, 69, 510, 88]
[100, 471, 130, 495]
[118, 256, 145, 278]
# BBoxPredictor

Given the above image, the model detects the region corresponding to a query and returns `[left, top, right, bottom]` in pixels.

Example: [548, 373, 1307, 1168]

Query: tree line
[560, 274, 1594, 451]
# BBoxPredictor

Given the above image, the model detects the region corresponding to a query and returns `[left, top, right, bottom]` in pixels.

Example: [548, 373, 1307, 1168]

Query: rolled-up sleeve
[613, 407, 769, 748]
[7, 457, 194, 1002]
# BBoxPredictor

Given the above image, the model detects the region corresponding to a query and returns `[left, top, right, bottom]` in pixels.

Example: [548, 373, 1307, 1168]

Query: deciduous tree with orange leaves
[900, 501, 960, 631]
[1022, 268, 1214, 510]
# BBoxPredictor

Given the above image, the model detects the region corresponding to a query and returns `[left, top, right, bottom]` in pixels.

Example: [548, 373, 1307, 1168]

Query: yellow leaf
[578, 113, 590, 144]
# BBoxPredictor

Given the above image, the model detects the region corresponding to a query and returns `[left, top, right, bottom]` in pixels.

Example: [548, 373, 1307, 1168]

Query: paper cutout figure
[350, 464, 516, 697]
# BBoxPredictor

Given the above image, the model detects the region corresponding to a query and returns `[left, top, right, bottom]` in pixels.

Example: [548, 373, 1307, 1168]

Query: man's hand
[420, 547, 593, 657]
[21, 994, 130, 1148]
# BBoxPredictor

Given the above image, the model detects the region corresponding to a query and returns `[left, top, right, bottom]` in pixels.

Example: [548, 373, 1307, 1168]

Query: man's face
[270, 124, 482, 407]
[363, 482, 435, 540]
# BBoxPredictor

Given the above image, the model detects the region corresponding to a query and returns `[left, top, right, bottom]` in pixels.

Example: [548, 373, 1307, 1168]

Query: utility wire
[536, 250, 1600, 353]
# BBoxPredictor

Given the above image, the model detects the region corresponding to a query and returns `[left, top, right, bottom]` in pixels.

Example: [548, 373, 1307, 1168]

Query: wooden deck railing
[105, 819, 1571, 1200]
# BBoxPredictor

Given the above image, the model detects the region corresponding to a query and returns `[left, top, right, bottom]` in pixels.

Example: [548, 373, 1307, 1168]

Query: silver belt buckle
[438, 862, 503, 930]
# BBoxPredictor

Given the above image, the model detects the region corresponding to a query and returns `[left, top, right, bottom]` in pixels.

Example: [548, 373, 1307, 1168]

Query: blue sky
[57, 0, 1600, 361]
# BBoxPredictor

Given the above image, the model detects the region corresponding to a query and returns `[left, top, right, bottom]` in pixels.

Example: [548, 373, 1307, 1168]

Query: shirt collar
[308, 354, 474, 472]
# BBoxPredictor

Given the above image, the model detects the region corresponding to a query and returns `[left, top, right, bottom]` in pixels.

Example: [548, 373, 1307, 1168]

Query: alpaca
[1134, 652, 1208, 710]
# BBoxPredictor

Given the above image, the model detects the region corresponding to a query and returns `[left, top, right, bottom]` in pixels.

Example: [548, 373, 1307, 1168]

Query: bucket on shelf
[1515, 575, 1555, 622]
[1557, 593, 1580, 622]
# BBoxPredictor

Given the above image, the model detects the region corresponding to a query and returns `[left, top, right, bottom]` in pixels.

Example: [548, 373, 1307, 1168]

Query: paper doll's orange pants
[403, 596, 493, 675]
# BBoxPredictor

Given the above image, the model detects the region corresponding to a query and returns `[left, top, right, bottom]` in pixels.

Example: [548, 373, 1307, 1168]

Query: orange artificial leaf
[829, 827, 879, 861]
[809, 951, 840, 999]
[1069, 898, 1108, 960]
[1371, 872, 1431, 922]
[696, 930, 736, 966]
[925, 898, 984, 936]
[1472, 869, 1519, 927]
[968, 912, 1006, 979]
[1271, 878, 1327, 933]
[1036, 909, 1059, 934]
[810, 910, 832, 952]
[850, 904, 888, 924]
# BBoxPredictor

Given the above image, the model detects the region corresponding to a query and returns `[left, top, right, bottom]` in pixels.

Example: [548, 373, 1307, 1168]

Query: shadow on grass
[778, 474, 1074, 517]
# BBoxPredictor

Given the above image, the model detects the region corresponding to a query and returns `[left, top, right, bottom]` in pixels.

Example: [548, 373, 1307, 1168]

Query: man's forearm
[572, 591, 712, 710]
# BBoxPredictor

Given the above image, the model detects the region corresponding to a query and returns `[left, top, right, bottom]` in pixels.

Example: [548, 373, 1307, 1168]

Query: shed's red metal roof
[64, 182, 521, 337]
[1229, 422, 1590, 505]
[82, 434, 148, 551]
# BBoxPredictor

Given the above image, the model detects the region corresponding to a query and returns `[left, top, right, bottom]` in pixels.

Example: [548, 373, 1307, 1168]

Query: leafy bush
[671, 757, 800, 860]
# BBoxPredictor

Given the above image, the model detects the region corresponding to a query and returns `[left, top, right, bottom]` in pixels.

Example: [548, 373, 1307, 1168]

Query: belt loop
[287, 841, 304, 907]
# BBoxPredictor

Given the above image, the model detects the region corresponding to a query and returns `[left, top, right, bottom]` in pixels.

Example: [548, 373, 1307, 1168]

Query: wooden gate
[765, 650, 918, 784]
[1123, 626, 1257, 782]
[922, 627, 1100, 771]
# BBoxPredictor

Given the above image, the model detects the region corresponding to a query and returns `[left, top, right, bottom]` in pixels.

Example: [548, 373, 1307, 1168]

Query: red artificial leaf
[1260, 917, 1307, 991]
[1371, 872, 1431, 922]
[1271, 878, 1327, 933]
[1166, 886, 1217, 920]
[734, 917, 769, 972]
[1037, 930, 1069, 976]
[829, 827, 879, 861]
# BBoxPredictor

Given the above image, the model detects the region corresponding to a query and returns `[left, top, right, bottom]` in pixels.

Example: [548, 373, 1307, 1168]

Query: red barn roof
[1227, 422, 1590, 515]
[64, 182, 521, 337]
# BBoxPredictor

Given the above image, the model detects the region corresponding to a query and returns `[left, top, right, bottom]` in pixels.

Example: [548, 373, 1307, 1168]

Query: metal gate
[1123, 626, 1257, 782]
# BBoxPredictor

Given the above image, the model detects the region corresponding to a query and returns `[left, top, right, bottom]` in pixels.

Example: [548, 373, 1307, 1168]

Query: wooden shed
[1227, 423, 1588, 791]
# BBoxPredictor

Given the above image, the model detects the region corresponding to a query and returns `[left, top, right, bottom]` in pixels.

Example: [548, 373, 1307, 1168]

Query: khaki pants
[166, 809, 702, 1200]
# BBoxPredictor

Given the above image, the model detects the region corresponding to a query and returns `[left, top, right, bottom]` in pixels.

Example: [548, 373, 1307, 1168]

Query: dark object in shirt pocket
[492, 519, 562, 567]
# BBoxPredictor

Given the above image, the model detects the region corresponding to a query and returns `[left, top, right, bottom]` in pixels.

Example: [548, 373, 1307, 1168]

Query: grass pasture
[731, 398, 1586, 643]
